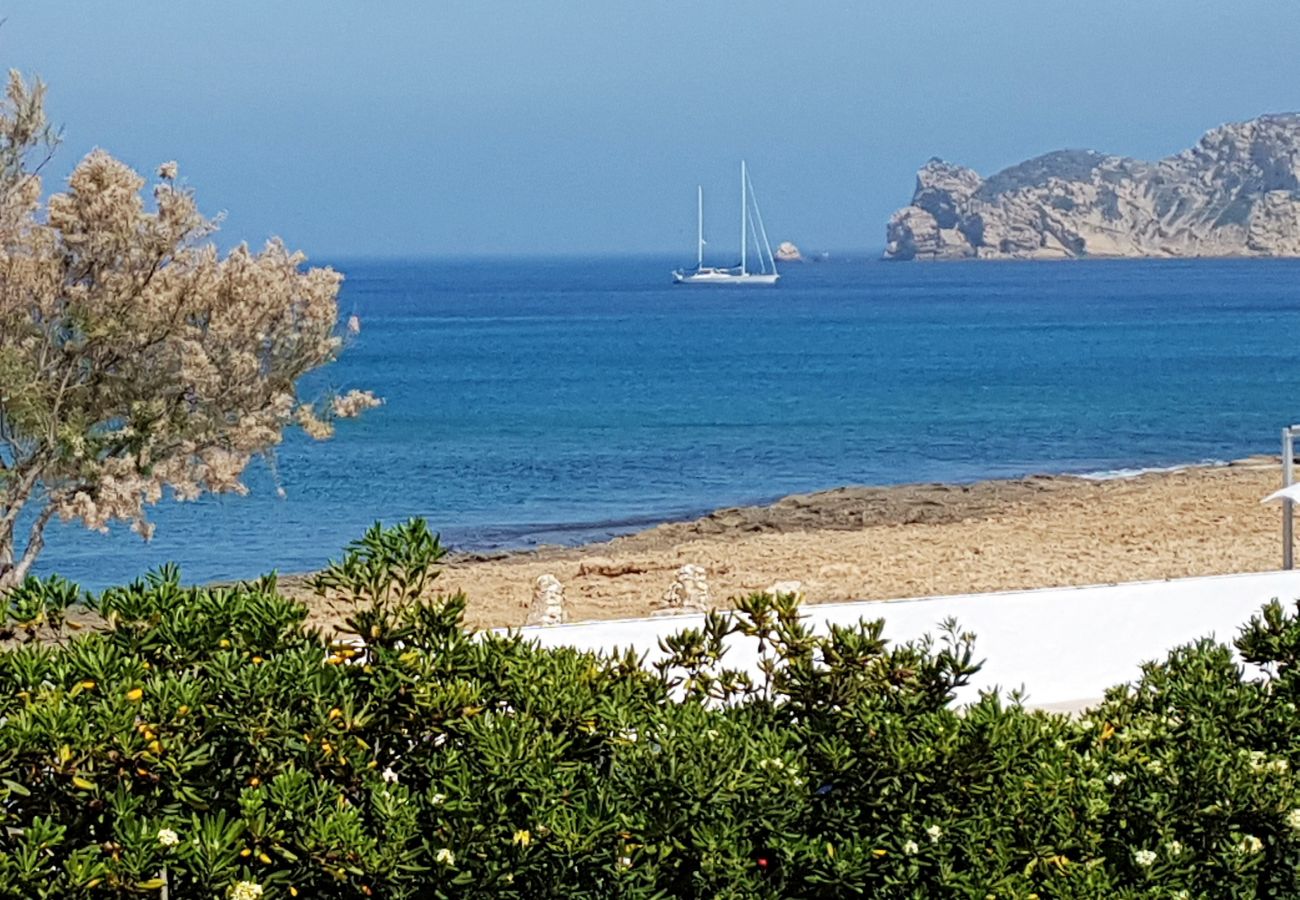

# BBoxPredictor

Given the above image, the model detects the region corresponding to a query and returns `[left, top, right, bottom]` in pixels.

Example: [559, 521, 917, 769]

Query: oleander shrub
[2, 520, 1300, 897]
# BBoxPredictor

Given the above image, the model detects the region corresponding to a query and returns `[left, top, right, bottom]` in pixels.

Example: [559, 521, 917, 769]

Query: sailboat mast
[740, 160, 747, 275]
[697, 186, 703, 269]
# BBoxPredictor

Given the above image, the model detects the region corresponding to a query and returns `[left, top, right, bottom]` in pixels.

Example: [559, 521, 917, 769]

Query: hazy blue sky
[8, 1, 1300, 257]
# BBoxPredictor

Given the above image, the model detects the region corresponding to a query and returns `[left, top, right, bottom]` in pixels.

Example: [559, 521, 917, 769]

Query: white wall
[513, 571, 1300, 711]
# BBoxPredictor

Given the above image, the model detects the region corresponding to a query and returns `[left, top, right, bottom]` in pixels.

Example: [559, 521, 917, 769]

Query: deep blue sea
[34, 256, 1300, 589]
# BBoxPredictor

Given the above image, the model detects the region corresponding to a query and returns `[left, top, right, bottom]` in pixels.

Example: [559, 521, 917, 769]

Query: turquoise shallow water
[33, 255, 1300, 589]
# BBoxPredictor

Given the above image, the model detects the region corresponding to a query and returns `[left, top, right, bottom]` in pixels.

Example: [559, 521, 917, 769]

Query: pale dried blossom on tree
[0, 70, 375, 589]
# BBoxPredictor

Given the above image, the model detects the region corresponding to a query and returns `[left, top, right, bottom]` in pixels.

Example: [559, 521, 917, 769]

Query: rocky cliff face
[884, 114, 1300, 260]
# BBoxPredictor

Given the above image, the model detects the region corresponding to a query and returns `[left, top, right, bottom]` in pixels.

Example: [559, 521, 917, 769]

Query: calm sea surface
[35, 256, 1300, 589]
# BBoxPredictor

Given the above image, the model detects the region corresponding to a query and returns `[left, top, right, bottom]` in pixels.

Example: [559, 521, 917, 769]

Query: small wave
[1072, 459, 1229, 481]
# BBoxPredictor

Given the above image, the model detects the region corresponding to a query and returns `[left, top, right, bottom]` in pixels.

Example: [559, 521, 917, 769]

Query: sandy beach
[292, 456, 1292, 632]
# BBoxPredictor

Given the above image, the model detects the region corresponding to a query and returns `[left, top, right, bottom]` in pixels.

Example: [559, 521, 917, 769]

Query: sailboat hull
[672, 270, 779, 285]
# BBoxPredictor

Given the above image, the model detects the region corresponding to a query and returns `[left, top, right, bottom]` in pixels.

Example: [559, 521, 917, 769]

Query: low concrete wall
[515, 571, 1300, 710]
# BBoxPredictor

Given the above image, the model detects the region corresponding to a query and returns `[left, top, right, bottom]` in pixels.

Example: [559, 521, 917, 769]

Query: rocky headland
[885, 113, 1300, 260]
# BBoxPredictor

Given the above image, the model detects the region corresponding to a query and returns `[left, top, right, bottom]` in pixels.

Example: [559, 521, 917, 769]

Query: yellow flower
[78, 679, 96, 691]
[872, 849, 887, 858]
[125, 688, 143, 702]
[512, 829, 531, 847]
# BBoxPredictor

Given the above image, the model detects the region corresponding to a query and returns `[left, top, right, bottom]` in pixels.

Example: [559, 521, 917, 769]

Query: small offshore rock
[775, 241, 803, 262]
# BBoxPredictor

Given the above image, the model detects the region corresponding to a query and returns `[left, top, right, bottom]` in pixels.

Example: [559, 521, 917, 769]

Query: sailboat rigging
[673, 161, 780, 285]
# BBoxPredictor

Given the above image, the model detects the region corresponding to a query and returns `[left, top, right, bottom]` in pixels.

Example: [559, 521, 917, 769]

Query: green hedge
[2, 520, 1300, 898]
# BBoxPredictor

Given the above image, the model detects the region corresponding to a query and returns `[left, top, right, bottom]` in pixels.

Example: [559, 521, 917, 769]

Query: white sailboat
[673, 160, 780, 285]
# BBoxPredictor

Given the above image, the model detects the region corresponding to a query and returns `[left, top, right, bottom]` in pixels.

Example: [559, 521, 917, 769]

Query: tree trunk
[0, 514, 13, 567]
[0, 461, 42, 567]
[0, 505, 53, 591]
[0, 502, 17, 588]
[0, 460, 46, 590]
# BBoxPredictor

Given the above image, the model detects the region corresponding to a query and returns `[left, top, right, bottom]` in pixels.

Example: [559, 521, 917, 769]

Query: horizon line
[315, 247, 885, 264]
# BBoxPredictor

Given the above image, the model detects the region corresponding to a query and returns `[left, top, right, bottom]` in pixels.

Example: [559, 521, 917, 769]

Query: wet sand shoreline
[289, 456, 1292, 632]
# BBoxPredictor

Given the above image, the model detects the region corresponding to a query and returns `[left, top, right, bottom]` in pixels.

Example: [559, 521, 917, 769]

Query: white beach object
[767, 580, 803, 597]
[1261, 484, 1300, 504]
[655, 564, 710, 615]
[526, 574, 567, 626]
[1278, 425, 1300, 571]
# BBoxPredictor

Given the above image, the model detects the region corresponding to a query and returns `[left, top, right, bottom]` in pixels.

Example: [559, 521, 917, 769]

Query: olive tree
[0, 71, 376, 589]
